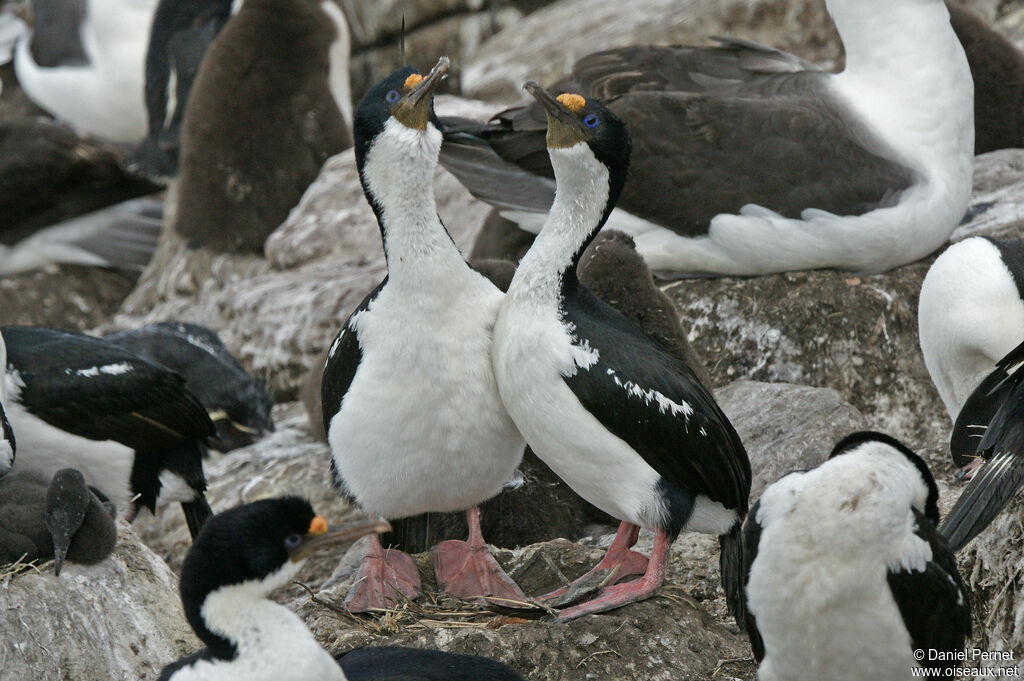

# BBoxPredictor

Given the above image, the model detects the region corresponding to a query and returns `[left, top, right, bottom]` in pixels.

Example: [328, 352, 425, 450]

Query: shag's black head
[353, 56, 450, 171]
[524, 81, 631, 240]
[179, 497, 388, 659]
[830, 431, 940, 526]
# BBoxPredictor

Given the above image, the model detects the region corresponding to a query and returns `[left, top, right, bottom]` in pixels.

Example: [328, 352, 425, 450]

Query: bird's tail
[719, 522, 745, 625]
[182, 496, 214, 540]
[940, 449, 1024, 552]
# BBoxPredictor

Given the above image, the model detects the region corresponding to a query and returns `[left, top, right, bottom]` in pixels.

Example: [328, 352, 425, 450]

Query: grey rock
[716, 381, 868, 499]
[951, 149, 1024, 242]
[0, 522, 199, 681]
[460, 0, 842, 102]
[349, 8, 521, 100]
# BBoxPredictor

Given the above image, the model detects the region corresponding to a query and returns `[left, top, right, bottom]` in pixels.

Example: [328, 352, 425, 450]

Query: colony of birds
[3, 0, 1024, 678]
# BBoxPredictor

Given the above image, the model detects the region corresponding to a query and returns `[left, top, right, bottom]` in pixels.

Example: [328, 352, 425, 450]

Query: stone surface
[716, 381, 868, 499]
[293, 534, 757, 681]
[0, 265, 139, 331]
[0, 523, 200, 681]
[460, 0, 842, 103]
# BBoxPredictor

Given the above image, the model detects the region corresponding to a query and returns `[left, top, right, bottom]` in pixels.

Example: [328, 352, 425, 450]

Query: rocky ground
[4, 0, 1024, 679]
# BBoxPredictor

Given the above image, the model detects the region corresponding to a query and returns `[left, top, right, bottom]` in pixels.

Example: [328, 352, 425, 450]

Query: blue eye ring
[385, 89, 401, 104]
[284, 533, 302, 550]
[583, 113, 599, 128]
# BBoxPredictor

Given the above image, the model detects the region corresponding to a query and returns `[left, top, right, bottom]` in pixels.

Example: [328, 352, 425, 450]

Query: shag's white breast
[328, 273, 523, 518]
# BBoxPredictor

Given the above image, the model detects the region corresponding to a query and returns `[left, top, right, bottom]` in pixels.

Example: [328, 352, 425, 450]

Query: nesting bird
[14, 0, 157, 143]
[0, 468, 117, 575]
[106, 322, 274, 452]
[490, 84, 749, 620]
[321, 58, 528, 612]
[2, 325, 215, 538]
[442, 0, 974, 276]
[741, 432, 970, 680]
[173, 0, 352, 253]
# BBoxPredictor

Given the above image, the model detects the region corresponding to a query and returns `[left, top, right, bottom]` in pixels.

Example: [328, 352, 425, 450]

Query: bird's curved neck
[511, 144, 613, 304]
[359, 121, 462, 283]
[829, 0, 958, 77]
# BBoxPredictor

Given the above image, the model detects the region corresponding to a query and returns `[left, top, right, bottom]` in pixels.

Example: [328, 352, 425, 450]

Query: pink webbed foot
[345, 535, 421, 613]
[433, 507, 527, 605]
[540, 521, 649, 608]
[554, 528, 671, 621]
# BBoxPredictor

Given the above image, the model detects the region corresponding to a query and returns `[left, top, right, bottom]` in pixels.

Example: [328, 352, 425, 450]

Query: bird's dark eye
[385, 89, 401, 104]
[284, 534, 302, 550]
[583, 114, 599, 128]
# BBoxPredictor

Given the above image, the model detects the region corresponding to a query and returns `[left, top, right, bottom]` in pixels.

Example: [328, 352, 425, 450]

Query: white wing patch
[69, 362, 134, 378]
[185, 332, 219, 356]
[326, 329, 345, 365]
[606, 368, 694, 419]
[568, 338, 599, 373]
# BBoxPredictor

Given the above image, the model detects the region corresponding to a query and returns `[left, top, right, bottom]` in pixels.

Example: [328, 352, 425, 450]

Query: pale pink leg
[540, 521, 649, 608]
[959, 457, 985, 480]
[433, 506, 526, 604]
[345, 534, 421, 613]
[554, 528, 671, 621]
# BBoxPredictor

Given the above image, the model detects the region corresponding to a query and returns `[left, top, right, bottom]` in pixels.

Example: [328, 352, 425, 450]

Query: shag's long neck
[359, 119, 463, 285]
[827, 0, 972, 174]
[510, 143, 613, 305]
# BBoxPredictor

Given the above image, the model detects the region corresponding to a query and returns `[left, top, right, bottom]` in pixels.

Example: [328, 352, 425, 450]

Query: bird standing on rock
[321, 58, 527, 612]
[491, 84, 750, 621]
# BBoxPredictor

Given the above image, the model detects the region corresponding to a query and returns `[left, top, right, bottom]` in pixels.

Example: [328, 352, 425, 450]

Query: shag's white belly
[492, 307, 662, 528]
[328, 285, 523, 519]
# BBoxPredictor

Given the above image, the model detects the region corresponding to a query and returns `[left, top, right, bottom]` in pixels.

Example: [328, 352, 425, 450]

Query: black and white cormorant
[442, 0, 973, 276]
[106, 321, 274, 452]
[321, 58, 526, 612]
[158, 497, 527, 681]
[13, 0, 157, 143]
[490, 84, 750, 620]
[173, 0, 352, 253]
[1, 325, 215, 538]
[0, 467, 117, 575]
[741, 432, 970, 679]
[157, 497, 388, 680]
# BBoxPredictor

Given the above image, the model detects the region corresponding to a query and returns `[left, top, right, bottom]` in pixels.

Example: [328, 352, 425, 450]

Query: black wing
[562, 287, 750, 529]
[321, 280, 386, 497]
[740, 497, 766, 661]
[888, 509, 971, 670]
[951, 337, 1024, 468]
[440, 42, 915, 235]
[337, 646, 526, 681]
[942, 370, 1024, 551]
[3, 326, 214, 450]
